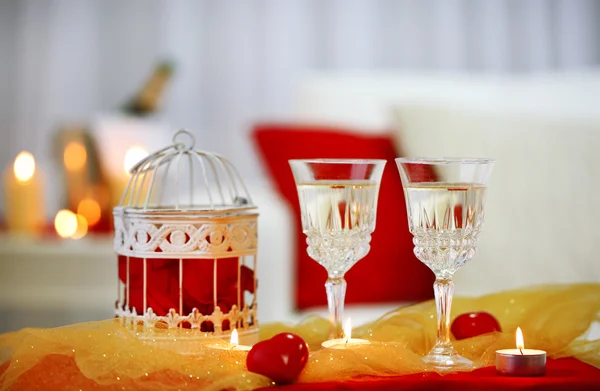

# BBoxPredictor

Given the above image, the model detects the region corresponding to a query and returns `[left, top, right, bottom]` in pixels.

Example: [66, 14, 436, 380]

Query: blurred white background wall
[0, 0, 599, 217]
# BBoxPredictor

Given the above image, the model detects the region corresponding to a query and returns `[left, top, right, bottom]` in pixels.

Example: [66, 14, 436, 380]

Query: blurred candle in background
[55, 127, 113, 233]
[77, 198, 102, 227]
[111, 145, 149, 205]
[3, 151, 45, 235]
[63, 139, 88, 210]
[72, 214, 88, 239]
[54, 209, 78, 238]
[54, 209, 88, 240]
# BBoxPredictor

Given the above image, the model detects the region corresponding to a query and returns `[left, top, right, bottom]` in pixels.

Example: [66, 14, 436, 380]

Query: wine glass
[395, 158, 494, 369]
[289, 159, 386, 339]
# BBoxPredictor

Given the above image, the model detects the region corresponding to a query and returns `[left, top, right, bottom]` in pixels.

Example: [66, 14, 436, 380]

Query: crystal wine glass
[289, 159, 386, 339]
[395, 158, 494, 369]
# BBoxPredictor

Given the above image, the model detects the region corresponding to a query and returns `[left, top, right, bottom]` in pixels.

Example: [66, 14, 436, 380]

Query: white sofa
[293, 70, 600, 297]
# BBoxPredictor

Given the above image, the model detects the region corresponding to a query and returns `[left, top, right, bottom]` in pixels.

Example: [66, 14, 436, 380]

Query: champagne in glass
[290, 160, 385, 339]
[396, 158, 494, 369]
[405, 183, 487, 277]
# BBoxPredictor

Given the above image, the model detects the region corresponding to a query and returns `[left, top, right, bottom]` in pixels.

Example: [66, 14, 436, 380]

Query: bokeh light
[71, 214, 88, 240]
[64, 141, 87, 172]
[77, 198, 102, 226]
[54, 210, 78, 238]
[123, 146, 149, 175]
[13, 151, 35, 182]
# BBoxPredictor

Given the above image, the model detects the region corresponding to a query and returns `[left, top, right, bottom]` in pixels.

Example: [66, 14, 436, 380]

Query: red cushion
[252, 124, 433, 309]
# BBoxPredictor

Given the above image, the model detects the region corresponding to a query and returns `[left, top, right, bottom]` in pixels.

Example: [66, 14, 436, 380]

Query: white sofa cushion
[294, 71, 600, 131]
[393, 106, 600, 296]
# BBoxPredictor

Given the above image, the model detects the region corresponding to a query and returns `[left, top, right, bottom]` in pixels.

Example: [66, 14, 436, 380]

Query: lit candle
[496, 327, 546, 377]
[110, 146, 149, 206]
[209, 329, 252, 351]
[3, 152, 45, 234]
[321, 318, 370, 349]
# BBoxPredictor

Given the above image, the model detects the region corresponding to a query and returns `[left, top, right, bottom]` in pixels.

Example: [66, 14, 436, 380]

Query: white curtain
[0, 0, 599, 215]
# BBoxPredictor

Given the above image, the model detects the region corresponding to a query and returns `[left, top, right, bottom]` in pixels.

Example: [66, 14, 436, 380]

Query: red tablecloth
[272, 358, 600, 391]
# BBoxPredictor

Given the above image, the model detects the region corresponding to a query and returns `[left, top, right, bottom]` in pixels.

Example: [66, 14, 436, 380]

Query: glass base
[423, 345, 473, 370]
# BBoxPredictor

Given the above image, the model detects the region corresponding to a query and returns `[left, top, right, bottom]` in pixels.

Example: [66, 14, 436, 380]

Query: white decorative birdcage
[113, 130, 259, 348]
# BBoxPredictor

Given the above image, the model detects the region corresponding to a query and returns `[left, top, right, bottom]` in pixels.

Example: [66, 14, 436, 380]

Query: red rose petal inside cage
[117, 255, 257, 332]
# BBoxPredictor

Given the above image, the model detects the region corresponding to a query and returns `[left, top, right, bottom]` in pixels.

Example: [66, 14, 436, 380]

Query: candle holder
[208, 329, 252, 352]
[496, 350, 546, 377]
[113, 130, 260, 351]
[321, 318, 370, 349]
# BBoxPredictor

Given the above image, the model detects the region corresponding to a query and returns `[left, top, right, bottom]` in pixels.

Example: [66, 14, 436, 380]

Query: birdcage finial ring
[172, 129, 195, 150]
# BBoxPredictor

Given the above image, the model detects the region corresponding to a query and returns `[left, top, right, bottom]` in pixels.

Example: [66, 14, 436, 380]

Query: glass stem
[325, 277, 347, 340]
[433, 278, 454, 348]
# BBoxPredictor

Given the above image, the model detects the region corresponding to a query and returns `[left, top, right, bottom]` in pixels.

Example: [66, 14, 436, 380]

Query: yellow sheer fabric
[1, 284, 598, 390]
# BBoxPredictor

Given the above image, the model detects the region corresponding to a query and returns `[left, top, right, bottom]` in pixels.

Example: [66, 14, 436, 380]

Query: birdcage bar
[237, 257, 241, 312]
[143, 151, 171, 209]
[174, 149, 184, 209]
[143, 257, 147, 313]
[188, 154, 193, 206]
[193, 150, 233, 203]
[116, 257, 121, 311]
[132, 160, 151, 206]
[253, 255, 257, 304]
[213, 258, 218, 309]
[126, 256, 130, 309]
[119, 174, 135, 207]
[129, 160, 148, 207]
[179, 258, 183, 319]
[200, 152, 224, 203]
[217, 156, 238, 200]
[224, 154, 252, 203]
[190, 150, 217, 206]
[218, 154, 244, 202]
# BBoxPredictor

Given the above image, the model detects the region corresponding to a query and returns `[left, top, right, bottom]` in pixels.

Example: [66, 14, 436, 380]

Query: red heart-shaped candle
[246, 333, 309, 384]
[451, 311, 502, 340]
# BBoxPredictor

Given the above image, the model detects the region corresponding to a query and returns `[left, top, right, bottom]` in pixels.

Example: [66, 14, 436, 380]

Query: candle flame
[343, 318, 352, 342]
[230, 329, 239, 346]
[516, 327, 525, 350]
[124, 146, 149, 175]
[14, 152, 35, 182]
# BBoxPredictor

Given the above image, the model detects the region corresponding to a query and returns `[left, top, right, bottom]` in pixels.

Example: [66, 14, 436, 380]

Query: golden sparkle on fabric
[0, 284, 598, 390]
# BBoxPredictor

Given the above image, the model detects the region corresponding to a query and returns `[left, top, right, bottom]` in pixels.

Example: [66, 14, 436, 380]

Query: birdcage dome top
[117, 130, 254, 214]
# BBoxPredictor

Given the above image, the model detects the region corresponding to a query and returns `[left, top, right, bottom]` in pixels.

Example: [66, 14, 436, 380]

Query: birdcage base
[115, 303, 259, 354]
[124, 326, 260, 354]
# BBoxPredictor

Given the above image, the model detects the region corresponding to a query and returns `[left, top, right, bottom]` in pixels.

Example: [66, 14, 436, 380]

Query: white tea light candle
[3, 152, 45, 234]
[321, 318, 370, 349]
[496, 327, 546, 376]
[209, 329, 251, 351]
